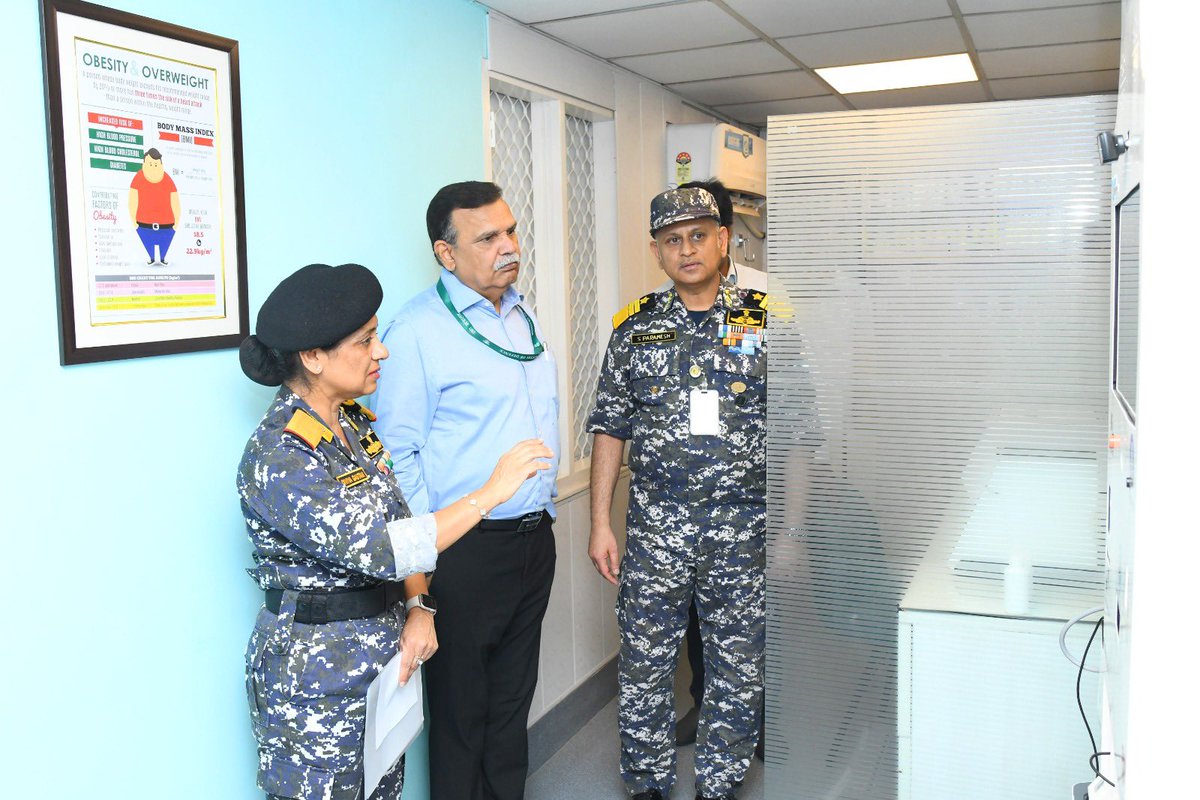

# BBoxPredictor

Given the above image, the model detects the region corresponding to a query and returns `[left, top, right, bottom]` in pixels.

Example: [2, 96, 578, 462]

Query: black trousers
[426, 515, 556, 800]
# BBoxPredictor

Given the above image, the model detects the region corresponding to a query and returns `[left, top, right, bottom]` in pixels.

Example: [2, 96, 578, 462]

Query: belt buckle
[307, 594, 328, 622]
[516, 511, 542, 533]
[151, 222, 161, 230]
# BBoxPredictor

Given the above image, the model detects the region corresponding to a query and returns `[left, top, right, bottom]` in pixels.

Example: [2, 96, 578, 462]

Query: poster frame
[41, 0, 248, 365]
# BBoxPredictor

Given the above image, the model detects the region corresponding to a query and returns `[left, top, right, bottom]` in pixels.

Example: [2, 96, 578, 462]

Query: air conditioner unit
[666, 122, 766, 204]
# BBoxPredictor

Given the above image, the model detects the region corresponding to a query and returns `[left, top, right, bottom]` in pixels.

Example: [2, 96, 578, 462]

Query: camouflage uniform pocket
[245, 624, 270, 731]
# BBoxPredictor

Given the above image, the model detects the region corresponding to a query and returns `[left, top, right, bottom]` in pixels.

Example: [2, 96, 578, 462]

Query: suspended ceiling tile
[979, 40, 1120, 80]
[965, 4, 1122, 50]
[723, 0, 953, 38]
[715, 95, 847, 126]
[480, 0, 681, 25]
[669, 70, 825, 106]
[956, 0, 1104, 11]
[847, 81, 989, 109]
[614, 40, 795, 84]
[779, 17, 966, 68]
[990, 70, 1118, 100]
[534, 3, 753, 59]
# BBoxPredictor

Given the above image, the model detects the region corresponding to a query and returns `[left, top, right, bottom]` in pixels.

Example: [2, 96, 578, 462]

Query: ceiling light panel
[779, 18, 966, 69]
[817, 53, 978, 94]
[534, 3, 751, 59]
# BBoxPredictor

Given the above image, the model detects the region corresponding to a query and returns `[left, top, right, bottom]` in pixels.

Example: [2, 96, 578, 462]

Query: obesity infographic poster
[43, 0, 247, 364]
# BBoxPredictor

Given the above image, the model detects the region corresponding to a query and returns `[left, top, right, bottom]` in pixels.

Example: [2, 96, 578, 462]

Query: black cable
[1077, 616, 1116, 787]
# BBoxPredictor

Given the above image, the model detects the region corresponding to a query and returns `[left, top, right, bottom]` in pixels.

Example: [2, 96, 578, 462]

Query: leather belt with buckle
[478, 510, 546, 533]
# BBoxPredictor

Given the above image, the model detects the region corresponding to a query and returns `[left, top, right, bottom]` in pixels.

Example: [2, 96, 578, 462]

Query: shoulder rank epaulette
[283, 409, 334, 450]
[612, 293, 657, 329]
[742, 290, 770, 312]
[341, 399, 376, 422]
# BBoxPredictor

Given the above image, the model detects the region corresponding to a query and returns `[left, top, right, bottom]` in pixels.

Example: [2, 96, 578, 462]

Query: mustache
[493, 252, 520, 272]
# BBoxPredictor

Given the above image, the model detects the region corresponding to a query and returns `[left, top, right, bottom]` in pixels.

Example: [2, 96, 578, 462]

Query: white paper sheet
[364, 650, 424, 797]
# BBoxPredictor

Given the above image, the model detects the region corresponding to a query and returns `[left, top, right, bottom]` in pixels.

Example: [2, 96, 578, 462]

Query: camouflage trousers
[246, 591, 406, 799]
[617, 530, 765, 797]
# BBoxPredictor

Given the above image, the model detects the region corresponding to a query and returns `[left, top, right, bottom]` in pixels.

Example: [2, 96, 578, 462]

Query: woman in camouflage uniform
[237, 263, 551, 800]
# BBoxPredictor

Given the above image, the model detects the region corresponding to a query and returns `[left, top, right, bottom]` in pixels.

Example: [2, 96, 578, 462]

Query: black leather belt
[264, 582, 404, 623]
[478, 510, 546, 533]
[136, 222, 174, 230]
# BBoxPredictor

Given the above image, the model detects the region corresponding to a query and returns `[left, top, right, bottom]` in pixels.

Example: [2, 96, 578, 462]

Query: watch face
[419, 593, 437, 612]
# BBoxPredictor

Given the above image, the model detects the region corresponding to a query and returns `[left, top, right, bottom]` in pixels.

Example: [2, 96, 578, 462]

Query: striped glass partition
[765, 96, 1116, 800]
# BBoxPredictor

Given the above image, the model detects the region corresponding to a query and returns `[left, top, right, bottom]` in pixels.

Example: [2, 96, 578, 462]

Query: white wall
[1122, 1, 1200, 797]
[485, 13, 720, 721]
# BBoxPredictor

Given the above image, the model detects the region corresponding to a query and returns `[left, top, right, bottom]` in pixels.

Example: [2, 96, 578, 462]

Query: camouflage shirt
[237, 387, 437, 591]
[588, 280, 768, 551]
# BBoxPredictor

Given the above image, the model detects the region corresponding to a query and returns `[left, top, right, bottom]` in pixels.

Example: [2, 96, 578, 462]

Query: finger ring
[414, 656, 424, 666]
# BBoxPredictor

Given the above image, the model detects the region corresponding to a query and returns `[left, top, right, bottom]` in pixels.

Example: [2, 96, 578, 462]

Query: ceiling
[476, 0, 1120, 131]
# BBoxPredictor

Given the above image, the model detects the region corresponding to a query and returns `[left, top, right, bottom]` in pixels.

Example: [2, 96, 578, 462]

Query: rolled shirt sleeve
[241, 441, 423, 581]
[385, 513, 438, 577]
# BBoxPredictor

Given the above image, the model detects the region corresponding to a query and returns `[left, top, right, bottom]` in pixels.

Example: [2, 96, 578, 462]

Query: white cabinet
[898, 610, 1102, 800]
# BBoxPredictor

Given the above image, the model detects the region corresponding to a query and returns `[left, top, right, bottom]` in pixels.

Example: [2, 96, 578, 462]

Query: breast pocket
[629, 348, 675, 409]
[714, 350, 767, 417]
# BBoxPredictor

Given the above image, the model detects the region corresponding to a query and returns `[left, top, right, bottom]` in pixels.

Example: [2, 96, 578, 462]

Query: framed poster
[41, 0, 247, 365]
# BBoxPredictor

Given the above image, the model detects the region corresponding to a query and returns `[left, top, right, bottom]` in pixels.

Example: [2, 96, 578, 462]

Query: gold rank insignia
[612, 293, 657, 329]
[283, 409, 334, 450]
[335, 467, 370, 488]
[726, 308, 766, 328]
[359, 429, 384, 458]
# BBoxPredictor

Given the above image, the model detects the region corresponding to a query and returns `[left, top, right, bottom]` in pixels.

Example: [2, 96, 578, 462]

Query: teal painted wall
[0, 1, 487, 796]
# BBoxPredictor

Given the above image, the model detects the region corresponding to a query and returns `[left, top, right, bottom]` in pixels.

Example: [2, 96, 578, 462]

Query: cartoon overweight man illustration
[128, 147, 180, 265]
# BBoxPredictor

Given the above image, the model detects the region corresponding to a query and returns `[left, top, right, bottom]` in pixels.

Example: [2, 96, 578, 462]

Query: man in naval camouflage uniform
[588, 187, 767, 800]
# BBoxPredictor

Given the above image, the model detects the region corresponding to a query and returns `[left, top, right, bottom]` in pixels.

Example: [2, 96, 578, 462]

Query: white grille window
[486, 80, 615, 478]
[489, 90, 537, 312]
[566, 115, 600, 463]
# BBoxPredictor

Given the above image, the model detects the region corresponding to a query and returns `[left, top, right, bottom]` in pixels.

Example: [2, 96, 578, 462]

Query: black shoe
[632, 791, 663, 800]
[695, 794, 737, 800]
[675, 705, 700, 746]
[159, 259, 168, 266]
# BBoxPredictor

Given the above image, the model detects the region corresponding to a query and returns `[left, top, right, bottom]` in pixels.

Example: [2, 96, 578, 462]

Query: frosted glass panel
[765, 96, 1115, 800]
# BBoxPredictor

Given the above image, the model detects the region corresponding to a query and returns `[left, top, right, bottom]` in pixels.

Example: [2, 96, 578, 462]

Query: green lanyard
[437, 278, 544, 362]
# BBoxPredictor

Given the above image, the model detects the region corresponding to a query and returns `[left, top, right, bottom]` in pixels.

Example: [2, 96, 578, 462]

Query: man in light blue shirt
[375, 181, 559, 800]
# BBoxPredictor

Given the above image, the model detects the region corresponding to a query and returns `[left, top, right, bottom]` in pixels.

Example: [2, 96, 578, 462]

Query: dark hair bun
[239, 335, 287, 386]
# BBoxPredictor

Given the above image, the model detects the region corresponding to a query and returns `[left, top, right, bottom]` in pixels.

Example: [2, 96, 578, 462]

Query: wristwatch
[404, 593, 437, 617]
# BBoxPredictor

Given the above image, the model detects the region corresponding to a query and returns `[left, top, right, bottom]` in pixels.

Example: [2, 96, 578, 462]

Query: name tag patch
[631, 330, 677, 345]
[336, 467, 370, 488]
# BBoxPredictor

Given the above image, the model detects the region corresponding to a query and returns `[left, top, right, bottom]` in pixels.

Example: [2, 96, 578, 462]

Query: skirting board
[528, 656, 617, 773]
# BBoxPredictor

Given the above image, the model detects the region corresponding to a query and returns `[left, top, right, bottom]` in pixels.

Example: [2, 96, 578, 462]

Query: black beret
[239, 263, 382, 385]
[256, 263, 382, 351]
